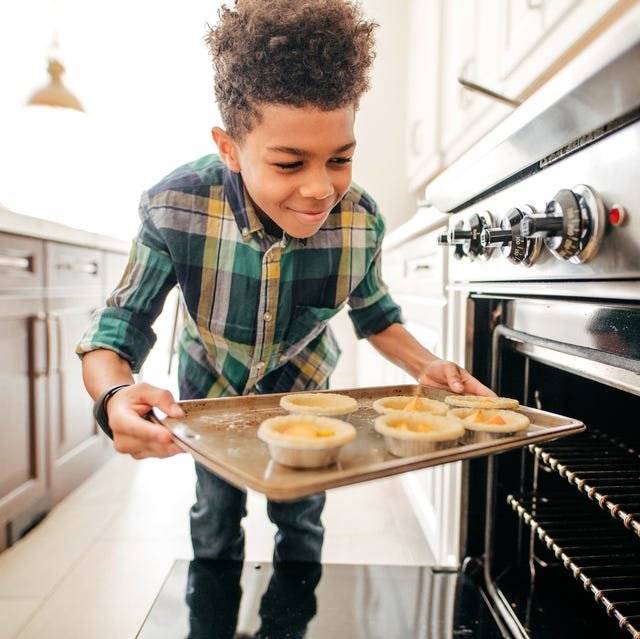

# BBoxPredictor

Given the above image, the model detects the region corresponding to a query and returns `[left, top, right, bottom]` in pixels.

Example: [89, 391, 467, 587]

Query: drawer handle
[55, 261, 99, 275]
[407, 258, 436, 274]
[457, 76, 521, 108]
[0, 255, 32, 271]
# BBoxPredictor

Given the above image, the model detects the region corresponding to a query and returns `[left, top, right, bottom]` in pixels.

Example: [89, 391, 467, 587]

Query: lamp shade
[27, 58, 84, 112]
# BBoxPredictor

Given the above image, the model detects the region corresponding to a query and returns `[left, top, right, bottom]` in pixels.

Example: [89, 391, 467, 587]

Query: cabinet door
[439, 0, 513, 165]
[405, 0, 442, 189]
[46, 294, 113, 501]
[0, 304, 49, 550]
[45, 243, 113, 502]
[493, 0, 624, 98]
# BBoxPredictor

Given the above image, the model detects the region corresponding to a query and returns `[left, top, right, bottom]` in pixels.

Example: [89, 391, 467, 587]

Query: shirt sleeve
[347, 205, 404, 338]
[75, 191, 178, 372]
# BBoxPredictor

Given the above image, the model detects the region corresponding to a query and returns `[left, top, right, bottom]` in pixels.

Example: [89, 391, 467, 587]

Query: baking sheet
[155, 384, 585, 501]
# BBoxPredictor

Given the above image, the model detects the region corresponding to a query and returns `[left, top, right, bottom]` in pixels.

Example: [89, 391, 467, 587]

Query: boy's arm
[366, 323, 495, 396]
[82, 349, 184, 459]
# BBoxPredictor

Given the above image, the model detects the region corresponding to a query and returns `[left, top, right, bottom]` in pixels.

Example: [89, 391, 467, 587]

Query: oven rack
[530, 429, 640, 538]
[507, 493, 640, 639]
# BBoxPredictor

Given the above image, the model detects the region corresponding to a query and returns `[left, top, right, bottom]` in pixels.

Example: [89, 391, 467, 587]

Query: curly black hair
[205, 0, 378, 140]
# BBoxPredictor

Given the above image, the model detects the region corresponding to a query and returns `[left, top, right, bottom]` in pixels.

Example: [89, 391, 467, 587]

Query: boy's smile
[213, 104, 356, 238]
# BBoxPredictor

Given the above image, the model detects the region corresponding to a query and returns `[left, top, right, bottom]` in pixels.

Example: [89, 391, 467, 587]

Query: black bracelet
[93, 384, 131, 440]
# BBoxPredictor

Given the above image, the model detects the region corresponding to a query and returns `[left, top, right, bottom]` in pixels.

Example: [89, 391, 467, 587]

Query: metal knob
[479, 207, 542, 266]
[520, 185, 605, 263]
[439, 211, 494, 261]
[480, 228, 513, 247]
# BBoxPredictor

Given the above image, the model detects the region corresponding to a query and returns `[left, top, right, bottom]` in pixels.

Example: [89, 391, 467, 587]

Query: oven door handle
[492, 325, 640, 395]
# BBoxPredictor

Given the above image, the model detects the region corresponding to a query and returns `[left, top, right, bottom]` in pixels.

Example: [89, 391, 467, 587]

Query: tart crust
[444, 394, 520, 410]
[258, 414, 356, 448]
[372, 395, 448, 416]
[279, 392, 358, 416]
[258, 414, 356, 469]
[448, 408, 530, 433]
[374, 412, 464, 457]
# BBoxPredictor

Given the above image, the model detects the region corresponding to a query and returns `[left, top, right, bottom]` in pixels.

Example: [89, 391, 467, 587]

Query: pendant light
[26, 0, 84, 113]
[27, 56, 84, 112]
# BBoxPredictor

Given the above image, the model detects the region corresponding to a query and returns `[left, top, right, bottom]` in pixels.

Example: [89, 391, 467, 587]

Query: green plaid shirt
[77, 154, 403, 399]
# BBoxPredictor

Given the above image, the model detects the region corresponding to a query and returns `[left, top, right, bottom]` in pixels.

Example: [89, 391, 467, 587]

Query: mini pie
[374, 412, 464, 457]
[258, 414, 356, 468]
[279, 392, 358, 416]
[372, 395, 449, 416]
[444, 394, 520, 410]
[448, 407, 530, 433]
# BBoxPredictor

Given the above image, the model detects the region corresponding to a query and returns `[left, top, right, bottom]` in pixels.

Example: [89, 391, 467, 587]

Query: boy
[77, 0, 493, 564]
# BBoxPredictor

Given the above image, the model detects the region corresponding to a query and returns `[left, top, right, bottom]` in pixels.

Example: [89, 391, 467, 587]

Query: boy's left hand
[418, 359, 496, 397]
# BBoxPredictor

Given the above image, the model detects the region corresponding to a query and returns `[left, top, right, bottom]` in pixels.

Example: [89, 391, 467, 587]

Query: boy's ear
[212, 127, 241, 172]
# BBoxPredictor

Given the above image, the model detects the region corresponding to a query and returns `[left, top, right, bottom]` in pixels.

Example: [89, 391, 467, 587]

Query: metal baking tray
[155, 384, 585, 501]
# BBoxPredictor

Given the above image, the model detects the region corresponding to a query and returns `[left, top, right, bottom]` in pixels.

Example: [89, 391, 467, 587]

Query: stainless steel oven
[430, 9, 640, 639]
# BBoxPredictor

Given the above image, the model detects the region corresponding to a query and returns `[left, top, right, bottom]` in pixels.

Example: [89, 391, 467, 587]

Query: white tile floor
[0, 453, 433, 639]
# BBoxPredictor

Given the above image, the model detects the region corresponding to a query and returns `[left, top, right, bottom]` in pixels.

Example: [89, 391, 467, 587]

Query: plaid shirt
[77, 154, 403, 398]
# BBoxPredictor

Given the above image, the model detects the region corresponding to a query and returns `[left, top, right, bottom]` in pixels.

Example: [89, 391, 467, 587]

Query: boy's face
[214, 104, 356, 238]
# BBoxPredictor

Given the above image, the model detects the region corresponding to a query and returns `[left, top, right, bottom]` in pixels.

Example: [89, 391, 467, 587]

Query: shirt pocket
[283, 304, 344, 352]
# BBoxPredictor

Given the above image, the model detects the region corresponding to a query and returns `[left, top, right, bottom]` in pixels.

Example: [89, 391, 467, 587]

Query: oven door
[461, 293, 640, 639]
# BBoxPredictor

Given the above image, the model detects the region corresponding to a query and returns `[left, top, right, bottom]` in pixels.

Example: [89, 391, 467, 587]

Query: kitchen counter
[383, 205, 449, 252]
[0, 204, 131, 253]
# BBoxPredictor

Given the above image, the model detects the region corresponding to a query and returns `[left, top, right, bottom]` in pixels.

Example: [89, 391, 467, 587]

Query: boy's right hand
[105, 382, 185, 459]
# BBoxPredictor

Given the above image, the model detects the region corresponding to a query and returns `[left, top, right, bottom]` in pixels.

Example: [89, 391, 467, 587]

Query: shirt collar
[222, 164, 300, 246]
[222, 166, 263, 241]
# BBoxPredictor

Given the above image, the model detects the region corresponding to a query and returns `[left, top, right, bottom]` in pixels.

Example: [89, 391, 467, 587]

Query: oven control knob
[438, 226, 470, 260]
[520, 185, 605, 263]
[481, 206, 543, 266]
[439, 211, 494, 260]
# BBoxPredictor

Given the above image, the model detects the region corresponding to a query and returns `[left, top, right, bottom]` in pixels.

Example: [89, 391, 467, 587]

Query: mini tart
[448, 408, 530, 433]
[444, 394, 520, 410]
[258, 415, 356, 469]
[258, 414, 356, 447]
[372, 395, 448, 416]
[374, 413, 464, 457]
[279, 392, 358, 417]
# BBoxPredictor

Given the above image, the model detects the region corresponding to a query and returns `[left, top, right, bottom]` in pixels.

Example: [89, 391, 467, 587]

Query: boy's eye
[274, 161, 302, 170]
[273, 157, 352, 171]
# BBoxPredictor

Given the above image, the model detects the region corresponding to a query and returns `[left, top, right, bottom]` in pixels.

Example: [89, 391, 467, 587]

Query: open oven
[430, 8, 640, 639]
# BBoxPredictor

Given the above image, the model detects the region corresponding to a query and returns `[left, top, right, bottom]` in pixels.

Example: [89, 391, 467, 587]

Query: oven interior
[463, 294, 640, 639]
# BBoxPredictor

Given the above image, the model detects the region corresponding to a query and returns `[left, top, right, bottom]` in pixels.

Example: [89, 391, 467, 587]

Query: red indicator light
[608, 204, 626, 226]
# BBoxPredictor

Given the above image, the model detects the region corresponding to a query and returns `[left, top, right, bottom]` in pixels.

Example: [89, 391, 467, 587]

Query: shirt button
[263, 312, 273, 322]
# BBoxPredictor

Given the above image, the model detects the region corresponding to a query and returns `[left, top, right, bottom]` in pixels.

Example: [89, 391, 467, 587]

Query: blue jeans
[190, 462, 326, 563]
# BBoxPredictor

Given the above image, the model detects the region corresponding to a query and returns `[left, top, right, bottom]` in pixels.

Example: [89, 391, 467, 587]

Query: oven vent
[507, 493, 640, 639]
[530, 431, 640, 539]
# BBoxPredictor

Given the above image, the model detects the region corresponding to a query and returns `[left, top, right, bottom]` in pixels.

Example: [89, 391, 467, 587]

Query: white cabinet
[491, 0, 625, 98]
[439, 0, 515, 166]
[407, 0, 632, 188]
[405, 0, 442, 190]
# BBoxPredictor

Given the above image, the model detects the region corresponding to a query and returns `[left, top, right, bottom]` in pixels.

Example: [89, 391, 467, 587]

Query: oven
[430, 9, 640, 639]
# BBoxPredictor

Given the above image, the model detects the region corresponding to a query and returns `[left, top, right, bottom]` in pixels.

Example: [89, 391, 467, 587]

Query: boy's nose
[298, 172, 334, 200]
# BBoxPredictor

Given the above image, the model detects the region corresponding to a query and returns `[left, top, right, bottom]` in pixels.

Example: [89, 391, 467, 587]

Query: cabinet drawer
[384, 226, 447, 298]
[0, 234, 44, 292]
[46, 242, 101, 289]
